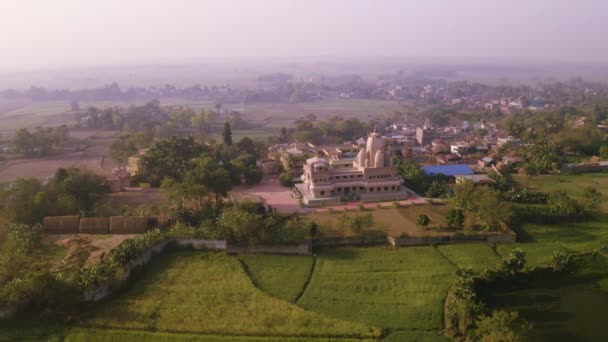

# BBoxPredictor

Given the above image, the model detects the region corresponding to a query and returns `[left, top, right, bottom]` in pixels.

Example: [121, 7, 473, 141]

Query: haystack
[109, 216, 148, 234]
[44, 216, 80, 234]
[79, 217, 109, 234]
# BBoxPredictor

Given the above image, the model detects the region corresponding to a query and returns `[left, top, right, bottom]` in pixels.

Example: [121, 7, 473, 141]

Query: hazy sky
[1, 0, 607, 70]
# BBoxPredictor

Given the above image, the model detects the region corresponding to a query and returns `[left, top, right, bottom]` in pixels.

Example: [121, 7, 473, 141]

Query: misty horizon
[2, 0, 608, 72]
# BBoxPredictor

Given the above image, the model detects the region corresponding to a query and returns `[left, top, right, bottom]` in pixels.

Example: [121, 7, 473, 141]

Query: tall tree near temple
[222, 122, 233, 146]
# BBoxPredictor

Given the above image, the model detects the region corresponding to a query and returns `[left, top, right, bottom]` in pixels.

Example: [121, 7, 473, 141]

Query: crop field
[518, 218, 608, 252]
[297, 247, 455, 331]
[0, 101, 72, 130]
[437, 244, 500, 270]
[514, 173, 608, 211]
[239, 254, 314, 302]
[0, 129, 118, 182]
[82, 251, 380, 338]
[495, 242, 570, 268]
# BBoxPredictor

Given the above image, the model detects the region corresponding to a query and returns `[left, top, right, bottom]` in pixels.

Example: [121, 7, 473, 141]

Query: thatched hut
[109, 216, 148, 234]
[79, 218, 109, 234]
[43, 216, 80, 234]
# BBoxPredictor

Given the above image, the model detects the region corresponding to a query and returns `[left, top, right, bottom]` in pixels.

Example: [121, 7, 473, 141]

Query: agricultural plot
[82, 251, 380, 338]
[519, 218, 608, 252]
[514, 173, 608, 211]
[496, 242, 571, 268]
[0, 101, 71, 130]
[238, 254, 314, 302]
[437, 244, 500, 270]
[382, 331, 449, 342]
[60, 328, 376, 342]
[297, 247, 455, 331]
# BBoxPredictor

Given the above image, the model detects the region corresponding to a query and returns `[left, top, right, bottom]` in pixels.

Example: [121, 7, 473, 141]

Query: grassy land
[81, 251, 380, 338]
[517, 218, 608, 252]
[513, 173, 608, 211]
[0, 215, 9, 245]
[496, 242, 570, 268]
[62, 328, 376, 342]
[307, 204, 453, 237]
[382, 331, 449, 342]
[0, 101, 71, 130]
[238, 254, 314, 302]
[297, 247, 455, 331]
[437, 244, 500, 270]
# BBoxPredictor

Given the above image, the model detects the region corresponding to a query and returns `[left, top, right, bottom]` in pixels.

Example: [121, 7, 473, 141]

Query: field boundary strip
[432, 245, 458, 269]
[294, 255, 317, 304]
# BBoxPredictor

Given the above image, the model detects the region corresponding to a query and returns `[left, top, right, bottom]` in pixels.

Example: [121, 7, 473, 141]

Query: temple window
[320, 191, 325, 196]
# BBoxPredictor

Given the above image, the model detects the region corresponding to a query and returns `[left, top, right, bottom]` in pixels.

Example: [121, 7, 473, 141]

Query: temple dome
[366, 133, 384, 167]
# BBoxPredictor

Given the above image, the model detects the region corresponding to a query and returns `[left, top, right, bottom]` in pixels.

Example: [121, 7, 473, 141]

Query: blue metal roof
[422, 164, 474, 177]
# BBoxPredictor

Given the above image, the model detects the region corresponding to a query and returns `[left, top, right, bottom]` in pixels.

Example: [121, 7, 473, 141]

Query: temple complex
[296, 132, 411, 206]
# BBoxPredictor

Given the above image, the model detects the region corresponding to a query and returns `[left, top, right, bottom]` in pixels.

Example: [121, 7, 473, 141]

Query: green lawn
[437, 244, 500, 270]
[238, 254, 314, 302]
[297, 247, 455, 331]
[81, 251, 379, 338]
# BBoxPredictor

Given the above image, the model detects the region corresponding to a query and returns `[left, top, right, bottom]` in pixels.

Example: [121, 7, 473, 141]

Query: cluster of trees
[445, 249, 532, 341]
[1, 82, 235, 102]
[109, 132, 153, 165]
[137, 134, 263, 190]
[77, 101, 223, 135]
[0, 168, 108, 224]
[501, 105, 608, 164]
[450, 181, 511, 231]
[279, 114, 374, 145]
[11, 125, 69, 157]
[393, 156, 445, 197]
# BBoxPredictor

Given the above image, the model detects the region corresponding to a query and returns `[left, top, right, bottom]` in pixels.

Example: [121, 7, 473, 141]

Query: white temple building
[296, 132, 411, 206]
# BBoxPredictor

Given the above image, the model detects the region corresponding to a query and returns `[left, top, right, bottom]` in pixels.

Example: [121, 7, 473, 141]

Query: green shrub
[7, 223, 42, 253]
[278, 172, 293, 187]
[416, 214, 430, 227]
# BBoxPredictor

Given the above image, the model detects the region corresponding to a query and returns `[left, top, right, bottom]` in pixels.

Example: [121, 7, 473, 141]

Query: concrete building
[296, 132, 411, 206]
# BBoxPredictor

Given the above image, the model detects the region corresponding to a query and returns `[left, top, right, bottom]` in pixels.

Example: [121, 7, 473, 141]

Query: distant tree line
[11, 125, 69, 157]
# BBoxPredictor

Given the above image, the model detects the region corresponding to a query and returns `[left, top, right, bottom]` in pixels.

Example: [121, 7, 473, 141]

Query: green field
[514, 173, 608, 211]
[62, 328, 375, 342]
[239, 254, 314, 302]
[518, 218, 608, 252]
[496, 242, 570, 268]
[82, 251, 379, 338]
[437, 244, 500, 270]
[297, 247, 455, 331]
